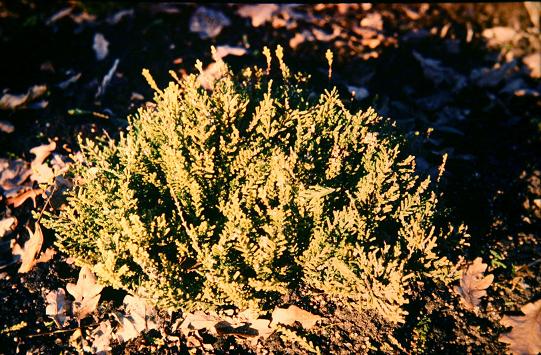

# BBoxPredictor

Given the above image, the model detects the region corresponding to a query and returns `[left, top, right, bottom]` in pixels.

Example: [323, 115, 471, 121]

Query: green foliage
[42, 47, 459, 323]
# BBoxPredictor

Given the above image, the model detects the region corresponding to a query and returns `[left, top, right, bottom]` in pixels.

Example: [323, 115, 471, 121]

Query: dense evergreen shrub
[43, 47, 460, 323]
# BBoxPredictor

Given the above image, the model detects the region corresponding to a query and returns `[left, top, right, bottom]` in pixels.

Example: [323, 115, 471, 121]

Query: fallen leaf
[454, 257, 494, 310]
[46, 7, 73, 24]
[247, 318, 273, 339]
[45, 288, 70, 327]
[123, 294, 158, 332]
[91, 320, 113, 354]
[30, 140, 56, 168]
[69, 328, 83, 349]
[213, 45, 247, 61]
[0, 217, 16, 238]
[148, 3, 181, 15]
[36, 247, 56, 264]
[58, 73, 81, 90]
[189, 6, 231, 39]
[237, 4, 280, 27]
[107, 9, 134, 25]
[197, 62, 226, 91]
[312, 26, 340, 42]
[11, 223, 44, 273]
[66, 266, 104, 321]
[289, 30, 315, 49]
[500, 299, 541, 355]
[31, 164, 55, 185]
[523, 52, 540, 78]
[360, 12, 383, 31]
[179, 311, 222, 336]
[0, 85, 47, 110]
[7, 188, 43, 208]
[113, 294, 158, 343]
[270, 305, 322, 330]
[113, 312, 140, 343]
[524, 2, 541, 30]
[70, 11, 96, 24]
[413, 51, 467, 91]
[93, 33, 109, 61]
[482, 26, 518, 46]
[470, 61, 517, 88]
[0, 159, 31, 196]
[96, 58, 119, 98]
[0, 120, 14, 133]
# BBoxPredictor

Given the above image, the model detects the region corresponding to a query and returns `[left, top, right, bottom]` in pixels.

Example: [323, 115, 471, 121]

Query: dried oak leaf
[270, 305, 322, 330]
[45, 288, 70, 327]
[454, 257, 494, 310]
[91, 320, 113, 354]
[0, 158, 31, 197]
[66, 266, 104, 321]
[11, 223, 44, 273]
[500, 299, 541, 355]
[113, 294, 158, 343]
[179, 311, 222, 336]
[6, 188, 44, 208]
[29, 140, 56, 184]
[0, 217, 16, 238]
[189, 6, 230, 39]
[0, 85, 47, 110]
[237, 4, 280, 27]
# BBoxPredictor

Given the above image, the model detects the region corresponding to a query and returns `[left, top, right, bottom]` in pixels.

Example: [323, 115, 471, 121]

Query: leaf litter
[66, 266, 104, 321]
[454, 257, 494, 310]
[189, 6, 231, 39]
[499, 299, 541, 355]
[45, 288, 70, 328]
[10, 223, 53, 273]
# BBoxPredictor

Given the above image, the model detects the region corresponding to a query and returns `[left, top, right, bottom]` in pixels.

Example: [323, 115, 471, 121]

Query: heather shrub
[42, 47, 459, 323]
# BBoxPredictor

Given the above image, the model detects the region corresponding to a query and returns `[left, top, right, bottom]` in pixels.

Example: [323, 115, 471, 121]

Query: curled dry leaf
[0, 217, 16, 238]
[189, 6, 230, 39]
[66, 266, 104, 321]
[270, 305, 322, 330]
[237, 4, 280, 27]
[499, 299, 541, 355]
[45, 288, 70, 327]
[454, 257, 494, 310]
[11, 223, 44, 273]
